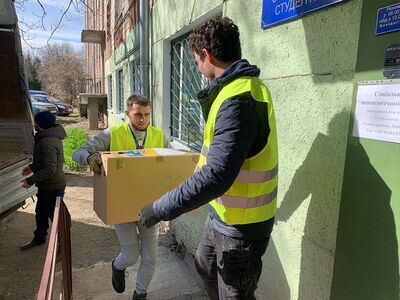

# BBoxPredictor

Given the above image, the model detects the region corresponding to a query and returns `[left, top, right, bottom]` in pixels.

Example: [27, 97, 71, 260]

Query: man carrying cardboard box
[139, 17, 278, 299]
[73, 95, 165, 300]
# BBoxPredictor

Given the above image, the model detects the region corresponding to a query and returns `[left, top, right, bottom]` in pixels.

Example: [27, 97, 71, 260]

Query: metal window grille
[118, 69, 124, 112]
[108, 75, 113, 109]
[170, 35, 207, 152]
[131, 59, 141, 94]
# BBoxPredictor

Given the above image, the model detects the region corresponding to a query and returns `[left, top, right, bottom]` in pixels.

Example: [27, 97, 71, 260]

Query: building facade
[83, 0, 400, 299]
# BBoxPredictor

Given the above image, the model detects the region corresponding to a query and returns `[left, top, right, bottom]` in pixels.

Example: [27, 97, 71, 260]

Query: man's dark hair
[126, 94, 151, 108]
[188, 16, 241, 62]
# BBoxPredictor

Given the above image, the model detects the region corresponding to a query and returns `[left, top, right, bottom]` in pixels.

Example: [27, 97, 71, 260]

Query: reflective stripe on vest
[196, 76, 278, 225]
[236, 166, 278, 183]
[110, 123, 164, 151]
[217, 188, 278, 208]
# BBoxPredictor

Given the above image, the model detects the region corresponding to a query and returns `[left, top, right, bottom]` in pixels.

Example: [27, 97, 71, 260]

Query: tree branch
[36, 0, 47, 30]
[17, 0, 92, 49]
[46, 0, 74, 43]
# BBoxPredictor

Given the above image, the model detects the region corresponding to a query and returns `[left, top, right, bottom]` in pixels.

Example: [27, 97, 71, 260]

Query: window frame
[117, 68, 124, 113]
[107, 74, 113, 109]
[169, 34, 207, 152]
[130, 59, 141, 95]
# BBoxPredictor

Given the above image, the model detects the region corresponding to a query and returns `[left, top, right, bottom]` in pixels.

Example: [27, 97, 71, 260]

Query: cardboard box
[93, 148, 199, 225]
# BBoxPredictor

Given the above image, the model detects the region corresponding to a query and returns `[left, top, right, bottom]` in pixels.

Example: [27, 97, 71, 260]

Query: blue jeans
[195, 214, 269, 300]
[33, 188, 65, 243]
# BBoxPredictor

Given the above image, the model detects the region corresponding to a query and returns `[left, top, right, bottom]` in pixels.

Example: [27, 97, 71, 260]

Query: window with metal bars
[131, 59, 141, 95]
[107, 75, 113, 109]
[117, 69, 124, 112]
[170, 35, 207, 152]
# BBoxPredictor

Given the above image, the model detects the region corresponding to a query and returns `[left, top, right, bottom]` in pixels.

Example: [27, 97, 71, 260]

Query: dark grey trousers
[34, 188, 65, 242]
[195, 214, 270, 300]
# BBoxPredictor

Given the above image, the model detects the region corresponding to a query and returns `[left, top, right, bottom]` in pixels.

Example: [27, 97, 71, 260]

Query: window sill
[170, 138, 200, 153]
[116, 112, 125, 120]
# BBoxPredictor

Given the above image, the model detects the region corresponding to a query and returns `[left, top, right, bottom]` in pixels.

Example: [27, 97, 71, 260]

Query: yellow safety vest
[197, 76, 278, 225]
[110, 123, 164, 151]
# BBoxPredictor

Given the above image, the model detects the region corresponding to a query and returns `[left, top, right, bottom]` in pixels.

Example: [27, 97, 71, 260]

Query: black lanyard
[128, 125, 147, 149]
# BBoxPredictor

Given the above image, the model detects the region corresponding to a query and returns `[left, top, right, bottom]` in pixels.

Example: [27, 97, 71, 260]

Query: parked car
[30, 96, 59, 115]
[29, 89, 46, 97]
[29, 90, 73, 116]
[31, 102, 49, 115]
[48, 96, 74, 116]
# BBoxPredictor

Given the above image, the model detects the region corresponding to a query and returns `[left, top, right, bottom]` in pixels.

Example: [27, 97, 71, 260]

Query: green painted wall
[105, 27, 141, 126]
[330, 1, 400, 299]
[104, 0, 398, 298]
[227, 1, 362, 299]
[151, 0, 364, 298]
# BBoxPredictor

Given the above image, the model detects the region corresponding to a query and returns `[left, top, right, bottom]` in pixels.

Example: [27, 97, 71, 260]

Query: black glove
[139, 203, 160, 228]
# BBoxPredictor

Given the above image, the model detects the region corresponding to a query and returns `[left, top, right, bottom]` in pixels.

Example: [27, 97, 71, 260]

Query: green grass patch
[63, 128, 88, 171]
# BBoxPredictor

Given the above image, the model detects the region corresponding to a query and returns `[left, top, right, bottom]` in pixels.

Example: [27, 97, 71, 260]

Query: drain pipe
[92, 1, 96, 93]
[139, 0, 150, 98]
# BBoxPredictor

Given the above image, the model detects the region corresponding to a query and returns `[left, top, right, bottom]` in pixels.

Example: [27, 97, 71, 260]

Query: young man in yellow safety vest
[73, 95, 165, 300]
[139, 17, 278, 299]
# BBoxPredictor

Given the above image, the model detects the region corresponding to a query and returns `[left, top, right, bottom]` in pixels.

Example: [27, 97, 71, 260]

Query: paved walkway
[62, 244, 207, 300]
[0, 173, 206, 300]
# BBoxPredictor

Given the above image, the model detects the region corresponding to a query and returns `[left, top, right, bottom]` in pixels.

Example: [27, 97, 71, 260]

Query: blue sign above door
[375, 3, 400, 35]
[261, 0, 347, 29]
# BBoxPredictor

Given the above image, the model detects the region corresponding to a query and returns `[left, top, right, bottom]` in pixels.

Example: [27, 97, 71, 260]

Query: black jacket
[153, 59, 275, 240]
[26, 124, 66, 190]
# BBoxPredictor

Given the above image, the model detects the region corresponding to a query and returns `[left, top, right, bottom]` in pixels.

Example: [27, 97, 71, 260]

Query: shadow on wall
[330, 139, 398, 299]
[276, 110, 350, 300]
[257, 238, 291, 300]
[300, 0, 362, 83]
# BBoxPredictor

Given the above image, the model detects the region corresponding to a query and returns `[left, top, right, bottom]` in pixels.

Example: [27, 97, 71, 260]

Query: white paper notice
[353, 83, 400, 144]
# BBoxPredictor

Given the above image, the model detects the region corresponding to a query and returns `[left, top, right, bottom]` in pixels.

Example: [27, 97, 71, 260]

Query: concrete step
[55, 244, 207, 300]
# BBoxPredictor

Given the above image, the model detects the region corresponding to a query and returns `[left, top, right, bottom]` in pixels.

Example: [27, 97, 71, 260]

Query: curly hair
[188, 16, 241, 62]
[126, 94, 151, 108]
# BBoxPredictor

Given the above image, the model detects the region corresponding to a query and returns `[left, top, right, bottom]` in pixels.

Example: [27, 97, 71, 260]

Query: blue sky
[15, 0, 84, 52]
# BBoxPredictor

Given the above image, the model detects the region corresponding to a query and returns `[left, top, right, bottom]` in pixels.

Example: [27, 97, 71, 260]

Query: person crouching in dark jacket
[20, 111, 66, 250]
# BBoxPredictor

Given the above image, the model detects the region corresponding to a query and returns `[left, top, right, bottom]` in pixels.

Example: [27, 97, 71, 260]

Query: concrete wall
[102, 0, 141, 126]
[226, 1, 362, 299]
[100, 0, 388, 298]
[226, 1, 363, 299]
[104, 0, 224, 129]
[151, 0, 365, 299]
[330, 1, 400, 299]
[105, 26, 141, 126]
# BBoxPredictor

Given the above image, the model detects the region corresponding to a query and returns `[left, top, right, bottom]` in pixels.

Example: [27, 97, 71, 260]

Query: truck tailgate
[0, 157, 37, 216]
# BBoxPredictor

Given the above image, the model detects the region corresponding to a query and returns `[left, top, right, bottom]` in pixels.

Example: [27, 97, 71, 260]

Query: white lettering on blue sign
[274, 0, 322, 15]
[262, 0, 346, 29]
[376, 3, 400, 35]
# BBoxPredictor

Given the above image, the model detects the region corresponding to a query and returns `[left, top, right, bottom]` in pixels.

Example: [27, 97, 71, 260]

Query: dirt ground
[0, 114, 206, 300]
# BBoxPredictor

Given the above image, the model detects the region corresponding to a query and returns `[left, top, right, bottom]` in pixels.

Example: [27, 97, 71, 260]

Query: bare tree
[39, 42, 85, 104]
[15, 0, 89, 49]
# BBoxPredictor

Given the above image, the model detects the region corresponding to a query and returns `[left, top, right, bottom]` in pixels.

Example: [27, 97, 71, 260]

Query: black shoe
[132, 290, 147, 300]
[111, 259, 125, 293]
[20, 239, 46, 251]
